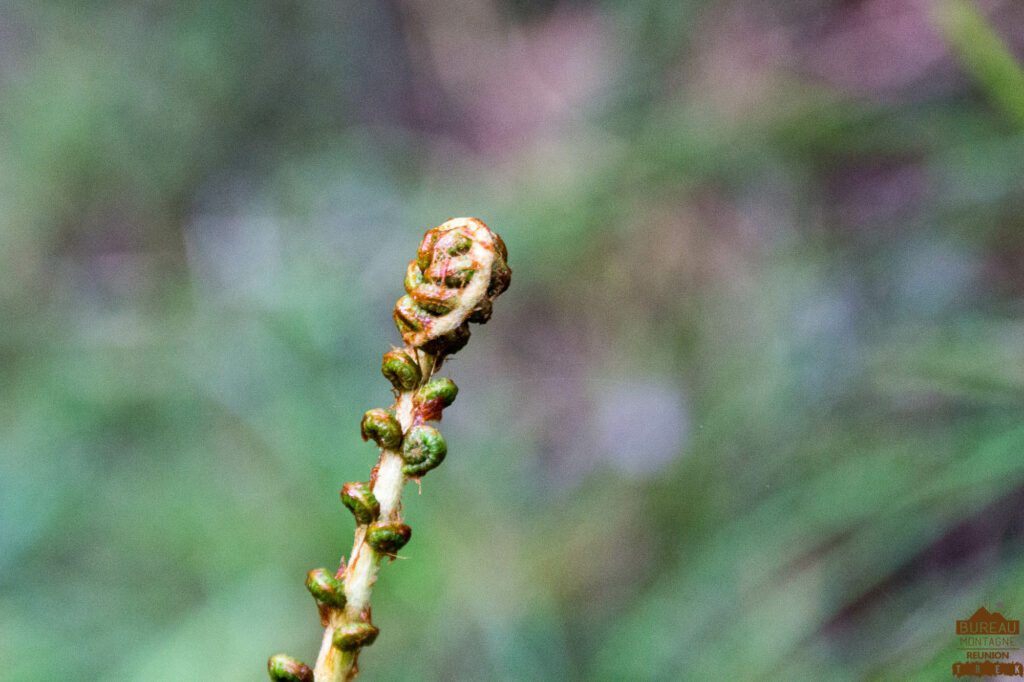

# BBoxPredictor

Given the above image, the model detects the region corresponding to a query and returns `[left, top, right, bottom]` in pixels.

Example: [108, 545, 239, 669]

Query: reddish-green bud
[394, 294, 430, 334]
[305, 568, 346, 609]
[416, 229, 441, 270]
[366, 522, 412, 554]
[410, 281, 460, 315]
[414, 377, 458, 422]
[416, 377, 458, 407]
[341, 482, 379, 525]
[267, 654, 313, 682]
[396, 218, 511, 355]
[333, 622, 380, 651]
[401, 425, 447, 476]
[381, 349, 421, 391]
[360, 408, 402, 449]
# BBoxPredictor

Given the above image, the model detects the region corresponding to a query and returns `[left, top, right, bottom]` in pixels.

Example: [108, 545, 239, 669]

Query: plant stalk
[314, 349, 435, 681]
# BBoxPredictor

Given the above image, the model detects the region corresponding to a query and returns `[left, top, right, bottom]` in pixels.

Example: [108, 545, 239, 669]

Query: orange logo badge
[952, 607, 1022, 677]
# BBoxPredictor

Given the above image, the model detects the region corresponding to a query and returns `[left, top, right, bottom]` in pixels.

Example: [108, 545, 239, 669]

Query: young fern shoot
[268, 218, 511, 682]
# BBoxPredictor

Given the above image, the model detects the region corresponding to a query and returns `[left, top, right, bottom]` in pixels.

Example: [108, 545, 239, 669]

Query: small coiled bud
[414, 377, 458, 422]
[360, 408, 402, 450]
[381, 349, 421, 391]
[394, 218, 511, 356]
[366, 522, 412, 555]
[267, 654, 314, 682]
[333, 622, 380, 651]
[305, 568, 346, 609]
[416, 377, 458, 407]
[405, 262, 460, 314]
[401, 425, 447, 476]
[340, 482, 379, 525]
[394, 295, 472, 356]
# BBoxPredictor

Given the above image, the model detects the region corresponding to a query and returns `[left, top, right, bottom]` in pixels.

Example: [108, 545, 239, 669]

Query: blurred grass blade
[931, 0, 1024, 127]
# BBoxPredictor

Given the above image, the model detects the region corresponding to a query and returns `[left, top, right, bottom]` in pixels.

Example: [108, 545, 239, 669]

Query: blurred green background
[3, 1, 1024, 680]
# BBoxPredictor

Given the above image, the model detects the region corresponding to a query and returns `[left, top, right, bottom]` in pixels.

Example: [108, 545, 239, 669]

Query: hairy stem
[314, 349, 434, 681]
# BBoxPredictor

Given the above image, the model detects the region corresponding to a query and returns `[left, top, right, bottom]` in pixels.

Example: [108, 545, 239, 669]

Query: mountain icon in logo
[957, 607, 1021, 635]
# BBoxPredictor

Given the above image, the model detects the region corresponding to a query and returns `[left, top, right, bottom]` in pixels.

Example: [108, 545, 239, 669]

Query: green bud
[416, 377, 458, 407]
[267, 654, 313, 682]
[401, 425, 447, 476]
[305, 568, 346, 609]
[414, 377, 458, 421]
[366, 522, 412, 554]
[333, 621, 380, 651]
[340, 482, 379, 525]
[360, 408, 402, 450]
[381, 349, 421, 391]
[394, 294, 430, 334]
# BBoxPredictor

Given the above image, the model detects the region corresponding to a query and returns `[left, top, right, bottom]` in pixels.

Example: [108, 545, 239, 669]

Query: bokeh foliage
[2, 1, 1024, 680]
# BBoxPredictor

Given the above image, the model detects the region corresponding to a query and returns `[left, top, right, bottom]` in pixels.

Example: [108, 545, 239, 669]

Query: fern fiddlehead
[268, 218, 511, 681]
